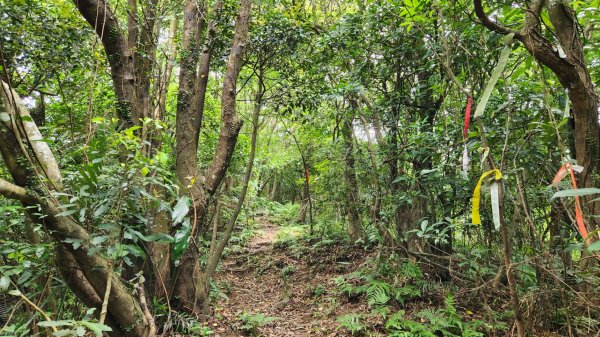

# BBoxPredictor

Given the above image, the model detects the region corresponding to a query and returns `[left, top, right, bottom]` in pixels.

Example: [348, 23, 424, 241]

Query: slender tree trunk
[386, 86, 405, 250]
[203, 76, 263, 295]
[341, 113, 362, 241]
[296, 183, 308, 223]
[270, 173, 278, 201]
[358, 114, 392, 246]
[144, 14, 178, 302]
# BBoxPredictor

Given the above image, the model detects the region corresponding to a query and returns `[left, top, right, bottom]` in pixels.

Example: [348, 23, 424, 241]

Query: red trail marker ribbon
[461, 96, 473, 176]
[463, 96, 472, 139]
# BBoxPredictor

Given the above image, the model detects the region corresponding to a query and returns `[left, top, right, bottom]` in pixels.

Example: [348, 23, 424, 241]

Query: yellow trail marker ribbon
[471, 169, 502, 225]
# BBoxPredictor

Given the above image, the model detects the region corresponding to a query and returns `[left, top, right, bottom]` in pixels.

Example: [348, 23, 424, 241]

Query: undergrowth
[333, 254, 495, 336]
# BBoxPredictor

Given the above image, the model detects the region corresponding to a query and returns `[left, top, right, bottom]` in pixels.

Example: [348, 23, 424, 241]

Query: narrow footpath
[207, 218, 370, 336]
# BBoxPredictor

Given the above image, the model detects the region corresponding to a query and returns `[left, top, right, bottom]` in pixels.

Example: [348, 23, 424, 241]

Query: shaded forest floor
[195, 212, 576, 337]
[207, 217, 372, 336]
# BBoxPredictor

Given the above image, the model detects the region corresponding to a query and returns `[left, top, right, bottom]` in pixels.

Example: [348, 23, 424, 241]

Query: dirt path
[247, 221, 280, 251]
[208, 218, 370, 336]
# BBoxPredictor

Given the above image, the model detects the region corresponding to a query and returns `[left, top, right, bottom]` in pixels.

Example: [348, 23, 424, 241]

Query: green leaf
[80, 321, 112, 337]
[155, 151, 169, 165]
[173, 218, 191, 262]
[74, 327, 86, 337]
[63, 238, 82, 250]
[0, 276, 10, 290]
[56, 209, 78, 217]
[8, 289, 21, 296]
[564, 243, 584, 253]
[586, 240, 600, 253]
[90, 235, 109, 246]
[551, 188, 600, 200]
[143, 233, 174, 243]
[38, 320, 72, 328]
[474, 34, 514, 118]
[93, 204, 109, 217]
[172, 196, 190, 224]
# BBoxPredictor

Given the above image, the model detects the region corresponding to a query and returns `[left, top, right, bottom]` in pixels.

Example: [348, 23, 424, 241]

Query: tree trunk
[341, 113, 362, 241]
[73, 0, 139, 127]
[296, 183, 308, 223]
[145, 16, 178, 300]
[175, 0, 207, 196]
[270, 173, 278, 201]
[386, 78, 405, 250]
[357, 108, 392, 246]
[204, 75, 263, 294]
[172, 0, 252, 314]
[0, 81, 150, 337]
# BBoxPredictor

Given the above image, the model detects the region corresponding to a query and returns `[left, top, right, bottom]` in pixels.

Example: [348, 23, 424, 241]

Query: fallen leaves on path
[208, 218, 371, 337]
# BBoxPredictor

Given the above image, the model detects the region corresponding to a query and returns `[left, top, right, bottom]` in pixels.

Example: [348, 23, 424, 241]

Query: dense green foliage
[1, 0, 600, 336]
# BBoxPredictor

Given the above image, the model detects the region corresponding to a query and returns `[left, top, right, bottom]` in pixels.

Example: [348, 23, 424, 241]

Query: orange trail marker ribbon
[552, 163, 589, 243]
[471, 169, 502, 225]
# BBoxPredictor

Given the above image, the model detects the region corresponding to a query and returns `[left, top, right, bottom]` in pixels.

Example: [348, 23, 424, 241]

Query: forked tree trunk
[74, 0, 170, 307]
[172, 0, 252, 313]
[73, 0, 140, 127]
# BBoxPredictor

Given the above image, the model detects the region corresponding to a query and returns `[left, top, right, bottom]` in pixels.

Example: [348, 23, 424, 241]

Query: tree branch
[204, 0, 252, 193]
[72, 0, 136, 126]
[72, 0, 129, 66]
[0, 177, 34, 203]
[473, 0, 519, 35]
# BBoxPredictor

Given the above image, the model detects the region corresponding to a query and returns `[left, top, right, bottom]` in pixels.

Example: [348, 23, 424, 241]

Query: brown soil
[207, 218, 371, 337]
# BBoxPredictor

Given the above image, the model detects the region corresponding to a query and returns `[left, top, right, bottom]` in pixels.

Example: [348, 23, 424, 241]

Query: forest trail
[247, 219, 280, 252]
[208, 217, 370, 336]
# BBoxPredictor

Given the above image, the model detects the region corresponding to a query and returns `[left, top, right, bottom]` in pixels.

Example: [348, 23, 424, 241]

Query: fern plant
[335, 274, 364, 300]
[366, 280, 391, 307]
[385, 310, 437, 337]
[336, 313, 367, 335]
[415, 294, 484, 337]
[384, 294, 484, 337]
[238, 312, 279, 336]
[392, 284, 421, 305]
